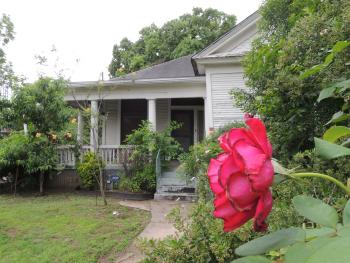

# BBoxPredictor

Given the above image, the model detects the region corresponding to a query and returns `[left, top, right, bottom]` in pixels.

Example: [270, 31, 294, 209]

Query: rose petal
[213, 191, 228, 208]
[213, 197, 237, 219]
[223, 209, 255, 232]
[219, 132, 232, 153]
[208, 159, 224, 194]
[245, 117, 272, 157]
[219, 153, 242, 187]
[235, 141, 266, 174]
[217, 152, 229, 162]
[227, 128, 254, 148]
[253, 190, 273, 232]
[227, 173, 259, 211]
[249, 160, 274, 192]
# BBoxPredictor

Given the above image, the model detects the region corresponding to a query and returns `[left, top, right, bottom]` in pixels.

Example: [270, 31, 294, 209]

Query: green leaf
[317, 86, 337, 102]
[315, 137, 350, 159]
[323, 53, 334, 66]
[343, 199, 350, 225]
[305, 227, 335, 239]
[235, 228, 305, 256]
[273, 173, 286, 185]
[286, 236, 350, 263]
[292, 195, 338, 228]
[231, 256, 271, 263]
[332, 78, 350, 91]
[332, 40, 350, 53]
[284, 236, 332, 263]
[300, 64, 324, 79]
[326, 111, 350, 125]
[272, 159, 290, 175]
[323, 126, 350, 143]
[341, 138, 350, 147]
[337, 225, 350, 236]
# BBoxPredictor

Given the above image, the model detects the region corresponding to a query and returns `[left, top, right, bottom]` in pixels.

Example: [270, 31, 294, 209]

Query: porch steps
[154, 169, 197, 201]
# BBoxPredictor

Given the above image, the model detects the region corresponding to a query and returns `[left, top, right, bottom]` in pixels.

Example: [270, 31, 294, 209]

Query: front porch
[59, 77, 207, 198]
[59, 97, 206, 168]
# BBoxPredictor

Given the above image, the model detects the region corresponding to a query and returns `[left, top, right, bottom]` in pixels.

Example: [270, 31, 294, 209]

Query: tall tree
[11, 77, 75, 195]
[233, 0, 350, 160]
[108, 7, 236, 77]
[0, 14, 16, 99]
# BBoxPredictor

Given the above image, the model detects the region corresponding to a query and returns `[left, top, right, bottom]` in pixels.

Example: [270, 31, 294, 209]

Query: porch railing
[57, 145, 134, 168]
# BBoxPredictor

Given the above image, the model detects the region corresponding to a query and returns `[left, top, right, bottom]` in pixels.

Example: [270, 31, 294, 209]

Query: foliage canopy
[108, 7, 236, 77]
[233, 0, 350, 160]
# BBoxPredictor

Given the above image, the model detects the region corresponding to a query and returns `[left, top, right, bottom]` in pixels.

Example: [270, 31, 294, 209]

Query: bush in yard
[141, 201, 257, 263]
[0, 132, 29, 193]
[233, 0, 350, 160]
[76, 152, 104, 189]
[121, 121, 181, 193]
[118, 163, 156, 193]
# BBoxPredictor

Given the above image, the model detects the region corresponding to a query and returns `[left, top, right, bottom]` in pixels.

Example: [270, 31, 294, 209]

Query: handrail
[155, 149, 161, 193]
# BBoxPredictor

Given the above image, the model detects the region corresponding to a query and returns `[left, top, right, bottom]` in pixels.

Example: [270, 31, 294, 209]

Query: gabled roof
[193, 11, 260, 60]
[112, 54, 197, 81]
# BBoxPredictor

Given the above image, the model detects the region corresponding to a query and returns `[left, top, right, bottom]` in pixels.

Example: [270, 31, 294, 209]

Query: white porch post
[23, 123, 28, 136]
[204, 97, 210, 136]
[193, 109, 198, 143]
[148, 99, 156, 131]
[77, 111, 84, 144]
[90, 100, 99, 150]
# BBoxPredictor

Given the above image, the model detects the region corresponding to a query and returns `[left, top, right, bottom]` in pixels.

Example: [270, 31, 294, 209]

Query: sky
[2, 0, 263, 82]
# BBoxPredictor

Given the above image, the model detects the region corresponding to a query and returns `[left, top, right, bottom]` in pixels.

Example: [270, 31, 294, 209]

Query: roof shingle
[112, 54, 196, 80]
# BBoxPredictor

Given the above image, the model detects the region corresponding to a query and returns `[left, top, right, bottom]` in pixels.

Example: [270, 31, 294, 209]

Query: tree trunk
[98, 168, 107, 205]
[14, 166, 19, 197]
[39, 172, 45, 196]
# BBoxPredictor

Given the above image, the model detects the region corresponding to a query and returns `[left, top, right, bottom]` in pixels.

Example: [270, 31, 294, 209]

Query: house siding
[228, 36, 253, 55]
[156, 99, 170, 131]
[210, 72, 246, 128]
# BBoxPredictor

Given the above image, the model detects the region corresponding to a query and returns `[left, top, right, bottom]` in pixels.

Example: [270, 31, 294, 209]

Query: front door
[171, 110, 194, 152]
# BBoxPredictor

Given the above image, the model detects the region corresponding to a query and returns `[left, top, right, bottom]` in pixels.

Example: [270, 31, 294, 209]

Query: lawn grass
[0, 194, 150, 263]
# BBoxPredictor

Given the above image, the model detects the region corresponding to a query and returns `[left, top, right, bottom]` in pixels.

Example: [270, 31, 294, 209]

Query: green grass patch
[0, 194, 150, 263]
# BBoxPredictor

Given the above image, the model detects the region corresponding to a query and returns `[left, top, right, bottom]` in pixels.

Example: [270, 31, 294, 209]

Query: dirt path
[115, 200, 193, 263]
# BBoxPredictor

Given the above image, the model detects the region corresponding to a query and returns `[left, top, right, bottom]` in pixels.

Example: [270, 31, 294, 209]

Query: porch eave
[69, 76, 206, 89]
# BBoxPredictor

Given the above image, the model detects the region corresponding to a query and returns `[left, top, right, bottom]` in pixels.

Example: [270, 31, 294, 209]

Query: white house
[57, 11, 260, 198]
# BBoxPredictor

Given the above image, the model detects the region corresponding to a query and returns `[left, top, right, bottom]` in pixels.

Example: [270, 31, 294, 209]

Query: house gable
[193, 11, 260, 63]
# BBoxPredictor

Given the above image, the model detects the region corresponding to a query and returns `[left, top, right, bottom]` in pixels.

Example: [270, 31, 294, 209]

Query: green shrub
[122, 121, 181, 193]
[118, 164, 156, 193]
[118, 176, 141, 193]
[76, 152, 104, 189]
[285, 150, 350, 202]
[141, 201, 256, 263]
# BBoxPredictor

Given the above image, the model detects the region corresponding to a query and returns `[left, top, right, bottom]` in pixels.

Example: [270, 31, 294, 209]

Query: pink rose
[207, 115, 274, 232]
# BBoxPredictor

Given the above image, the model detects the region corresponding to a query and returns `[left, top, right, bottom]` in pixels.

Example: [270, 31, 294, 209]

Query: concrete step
[160, 171, 179, 178]
[154, 192, 198, 201]
[166, 160, 180, 172]
[157, 185, 195, 193]
[158, 177, 188, 185]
